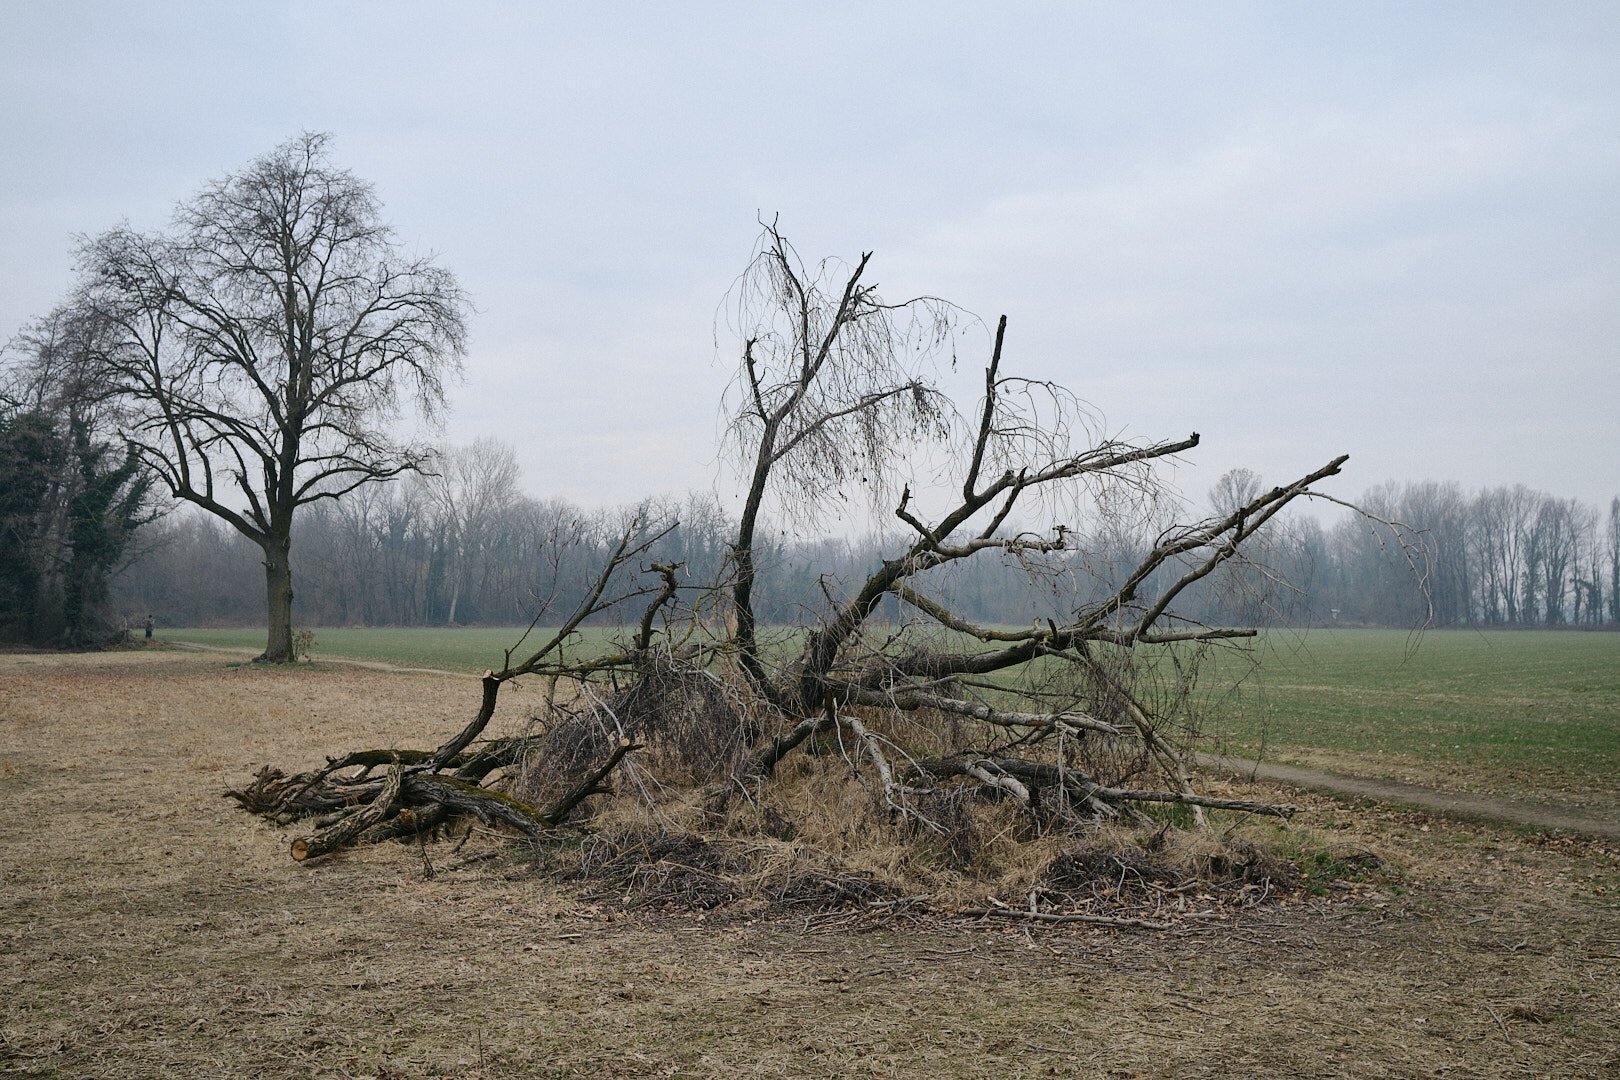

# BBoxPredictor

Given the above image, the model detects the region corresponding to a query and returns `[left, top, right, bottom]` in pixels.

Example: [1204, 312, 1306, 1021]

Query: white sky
[3, 2, 1618, 520]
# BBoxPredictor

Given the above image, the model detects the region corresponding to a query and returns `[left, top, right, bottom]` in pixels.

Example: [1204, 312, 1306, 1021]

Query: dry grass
[2, 649, 1618, 1078]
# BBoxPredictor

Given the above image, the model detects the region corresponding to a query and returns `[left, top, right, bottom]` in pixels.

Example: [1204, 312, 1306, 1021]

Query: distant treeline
[109, 440, 1619, 632]
[1318, 481, 1617, 629]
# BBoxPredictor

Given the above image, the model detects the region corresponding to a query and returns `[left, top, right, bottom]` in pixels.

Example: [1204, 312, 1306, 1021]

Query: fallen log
[402, 773, 551, 836]
[231, 721, 643, 862]
[291, 756, 405, 862]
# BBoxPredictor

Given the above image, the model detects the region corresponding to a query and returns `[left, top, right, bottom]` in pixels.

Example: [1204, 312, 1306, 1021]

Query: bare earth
[2, 650, 1617, 1079]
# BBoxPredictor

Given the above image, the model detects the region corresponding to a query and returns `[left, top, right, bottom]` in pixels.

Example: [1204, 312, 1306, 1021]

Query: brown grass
[2, 650, 1617, 1078]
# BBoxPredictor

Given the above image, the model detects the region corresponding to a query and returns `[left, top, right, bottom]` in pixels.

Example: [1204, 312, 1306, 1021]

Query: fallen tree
[233, 224, 1395, 911]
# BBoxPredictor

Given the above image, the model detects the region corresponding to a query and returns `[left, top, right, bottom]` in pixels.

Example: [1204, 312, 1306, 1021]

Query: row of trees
[1326, 482, 1620, 628]
[112, 476, 917, 630]
[108, 444, 1619, 632]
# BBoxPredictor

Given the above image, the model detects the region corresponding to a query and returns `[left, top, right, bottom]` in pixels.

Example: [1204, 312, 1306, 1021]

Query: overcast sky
[3, 2, 1617, 521]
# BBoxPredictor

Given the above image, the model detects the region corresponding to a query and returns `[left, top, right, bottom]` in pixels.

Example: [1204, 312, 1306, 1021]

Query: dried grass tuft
[502, 667, 1353, 922]
[510, 658, 751, 817]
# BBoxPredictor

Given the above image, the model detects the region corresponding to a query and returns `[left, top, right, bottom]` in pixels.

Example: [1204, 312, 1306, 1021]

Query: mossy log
[401, 773, 552, 836]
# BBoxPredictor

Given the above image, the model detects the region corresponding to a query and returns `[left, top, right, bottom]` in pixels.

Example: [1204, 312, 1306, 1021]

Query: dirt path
[1199, 755, 1620, 839]
[167, 639, 478, 679]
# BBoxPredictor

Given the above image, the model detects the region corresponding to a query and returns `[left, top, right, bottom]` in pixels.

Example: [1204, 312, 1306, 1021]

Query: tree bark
[261, 533, 295, 663]
[290, 756, 404, 861]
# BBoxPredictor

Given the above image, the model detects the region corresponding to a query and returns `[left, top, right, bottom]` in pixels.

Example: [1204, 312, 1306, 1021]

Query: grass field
[163, 625, 1620, 819]
[160, 624, 617, 673]
[1199, 629, 1620, 818]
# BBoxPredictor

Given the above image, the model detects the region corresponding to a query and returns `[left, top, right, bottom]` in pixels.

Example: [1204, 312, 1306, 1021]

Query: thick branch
[910, 757, 1297, 819]
[290, 755, 404, 862]
[634, 563, 682, 653]
[429, 673, 501, 770]
[544, 737, 642, 824]
[846, 688, 1123, 737]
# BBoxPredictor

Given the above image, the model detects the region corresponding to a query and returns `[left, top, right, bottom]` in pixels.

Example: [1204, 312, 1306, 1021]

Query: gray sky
[4, 1, 1618, 518]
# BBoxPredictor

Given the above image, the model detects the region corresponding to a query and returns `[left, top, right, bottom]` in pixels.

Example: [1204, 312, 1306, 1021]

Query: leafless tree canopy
[720, 222, 958, 517]
[72, 133, 468, 660]
[415, 438, 523, 626]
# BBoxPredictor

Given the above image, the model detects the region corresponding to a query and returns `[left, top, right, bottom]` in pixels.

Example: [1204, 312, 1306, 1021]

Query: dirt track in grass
[2, 649, 1618, 1078]
[1199, 756, 1620, 840]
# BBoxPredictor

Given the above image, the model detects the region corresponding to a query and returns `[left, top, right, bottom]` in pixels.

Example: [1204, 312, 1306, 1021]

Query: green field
[160, 625, 618, 673]
[164, 625, 1620, 816]
[1199, 629, 1620, 815]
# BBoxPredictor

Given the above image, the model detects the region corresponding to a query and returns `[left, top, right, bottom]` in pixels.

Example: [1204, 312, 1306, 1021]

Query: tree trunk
[261, 534, 295, 663]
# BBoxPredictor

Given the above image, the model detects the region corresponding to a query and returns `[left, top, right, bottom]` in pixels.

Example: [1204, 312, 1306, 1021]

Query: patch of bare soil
[2, 653, 1617, 1078]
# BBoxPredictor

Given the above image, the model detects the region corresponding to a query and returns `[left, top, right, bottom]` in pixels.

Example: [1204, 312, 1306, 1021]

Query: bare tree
[417, 437, 522, 625]
[1209, 468, 1264, 517]
[1568, 500, 1603, 625]
[1204, 468, 1272, 625]
[1609, 498, 1620, 625]
[719, 222, 958, 698]
[711, 237, 1346, 821]
[1470, 485, 1539, 625]
[70, 133, 468, 661]
[1531, 496, 1587, 625]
